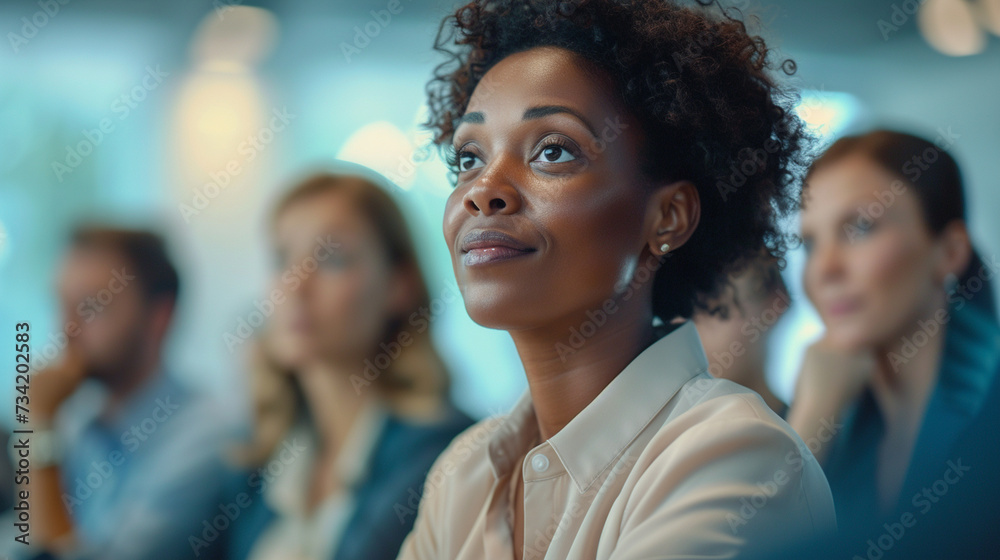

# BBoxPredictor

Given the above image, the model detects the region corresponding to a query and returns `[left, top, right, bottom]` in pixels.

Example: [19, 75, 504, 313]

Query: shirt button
[531, 453, 549, 473]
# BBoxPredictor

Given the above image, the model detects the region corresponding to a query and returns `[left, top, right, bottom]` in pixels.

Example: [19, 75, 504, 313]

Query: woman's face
[271, 189, 400, 367]
[800, 154, 943, 350]
[443, 46, 651, 330]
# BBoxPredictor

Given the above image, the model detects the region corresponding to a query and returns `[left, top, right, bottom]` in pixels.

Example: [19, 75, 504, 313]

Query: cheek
[442, 191, 465, 260]
[853, 232, 929, 297]
[80, 308, 137, 357]
[694, 317, 727, 358]
[312, 264, 391, 337]
[544, 184, 646, 296]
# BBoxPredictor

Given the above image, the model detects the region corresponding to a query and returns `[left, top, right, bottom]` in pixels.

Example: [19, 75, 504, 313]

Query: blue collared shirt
[55, 372, 238, 560]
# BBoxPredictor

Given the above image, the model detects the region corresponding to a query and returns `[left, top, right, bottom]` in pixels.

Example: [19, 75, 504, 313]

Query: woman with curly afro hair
[398, 1, 836, 558]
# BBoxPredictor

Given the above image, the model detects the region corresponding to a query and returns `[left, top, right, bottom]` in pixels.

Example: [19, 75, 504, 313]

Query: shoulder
[650, 374, 824, 477]
[622, 374, 836, 536]
[661, 373, 803, 441]
[159, 384, 243, 444]
[130, 381, 242, 475]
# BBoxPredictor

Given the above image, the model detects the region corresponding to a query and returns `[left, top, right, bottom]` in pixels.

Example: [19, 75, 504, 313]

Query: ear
[935, 220, 972, 286]
[148, 297, 176, 347]
[645, 180, 701, 256]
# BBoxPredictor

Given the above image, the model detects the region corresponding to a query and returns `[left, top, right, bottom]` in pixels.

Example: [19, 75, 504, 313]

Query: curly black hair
[425, 0, 811, 321]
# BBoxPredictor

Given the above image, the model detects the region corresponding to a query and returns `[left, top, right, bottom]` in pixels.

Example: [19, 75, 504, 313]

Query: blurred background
[1, 0, 999, 425]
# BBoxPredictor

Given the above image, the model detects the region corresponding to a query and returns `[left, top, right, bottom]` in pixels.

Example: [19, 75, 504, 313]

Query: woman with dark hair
[223, 170, 474, 560]
[788, 129, 1000, 531]
[397, 1, 836, 558]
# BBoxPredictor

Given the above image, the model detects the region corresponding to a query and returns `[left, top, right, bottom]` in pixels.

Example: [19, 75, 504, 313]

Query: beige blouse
[396, 321, 835, 559]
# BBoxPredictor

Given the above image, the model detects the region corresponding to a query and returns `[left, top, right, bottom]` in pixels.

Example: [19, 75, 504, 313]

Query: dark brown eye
[458, 151, 483, 171]
[535, 144, 576, 164]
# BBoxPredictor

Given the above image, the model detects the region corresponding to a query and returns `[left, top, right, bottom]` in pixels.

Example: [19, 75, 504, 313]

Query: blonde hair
[233, 171, 452, 466]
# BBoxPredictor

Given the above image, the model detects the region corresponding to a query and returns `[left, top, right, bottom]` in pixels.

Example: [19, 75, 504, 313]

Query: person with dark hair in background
[221, 171, 473, 560]
[398, 1, 836, 558]
[7, 227, 237, 560]
[692, 253, 792, 417]
[787, 129, 1000, 537]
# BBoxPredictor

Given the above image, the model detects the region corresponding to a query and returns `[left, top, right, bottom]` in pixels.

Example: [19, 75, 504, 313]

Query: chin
[464, 306, 520, 331]
[86, 364, 126, 386]
[824, 325, 878, 351]
[463, 295, 542, 332]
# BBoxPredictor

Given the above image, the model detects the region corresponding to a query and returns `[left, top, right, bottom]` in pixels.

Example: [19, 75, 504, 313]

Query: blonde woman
[223, 171, 473, 560]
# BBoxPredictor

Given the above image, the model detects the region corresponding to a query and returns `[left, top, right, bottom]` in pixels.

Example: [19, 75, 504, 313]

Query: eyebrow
[457, 105, 600, 139]
[459, 111, 485, 125]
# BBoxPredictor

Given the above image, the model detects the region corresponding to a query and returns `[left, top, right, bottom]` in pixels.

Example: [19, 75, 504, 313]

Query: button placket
[520, 445, 561, 560]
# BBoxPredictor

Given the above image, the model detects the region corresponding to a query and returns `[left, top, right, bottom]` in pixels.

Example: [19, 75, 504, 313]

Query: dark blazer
[752, 296, 1000, 560]
[821, 297, 1000, 531]
[222, 404, 474, 560]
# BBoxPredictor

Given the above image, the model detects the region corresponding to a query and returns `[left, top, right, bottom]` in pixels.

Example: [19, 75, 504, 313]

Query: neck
[509, 290, 657, 442]
[296, 359, 373, 452]
[870, 293, 948, 425]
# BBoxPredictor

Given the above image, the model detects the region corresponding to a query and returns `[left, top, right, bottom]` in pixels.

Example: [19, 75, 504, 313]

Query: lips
[825, 298, 862, 318]
[460, 229, 536, 266]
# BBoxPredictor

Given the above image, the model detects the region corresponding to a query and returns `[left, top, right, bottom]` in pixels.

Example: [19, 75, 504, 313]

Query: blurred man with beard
[11, 226, 235, 560]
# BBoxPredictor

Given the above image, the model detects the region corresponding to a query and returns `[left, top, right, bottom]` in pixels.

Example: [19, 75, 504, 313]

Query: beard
[82, 328, 149, 388]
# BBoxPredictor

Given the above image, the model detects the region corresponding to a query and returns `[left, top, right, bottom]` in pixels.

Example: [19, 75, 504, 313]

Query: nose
[808, 239, 847, 288]
[462, 157, 523, 217]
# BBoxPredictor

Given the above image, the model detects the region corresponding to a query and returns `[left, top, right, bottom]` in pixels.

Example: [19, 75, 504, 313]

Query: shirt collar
[104, 370, 182, 428]
[488, 320, 709, 493]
